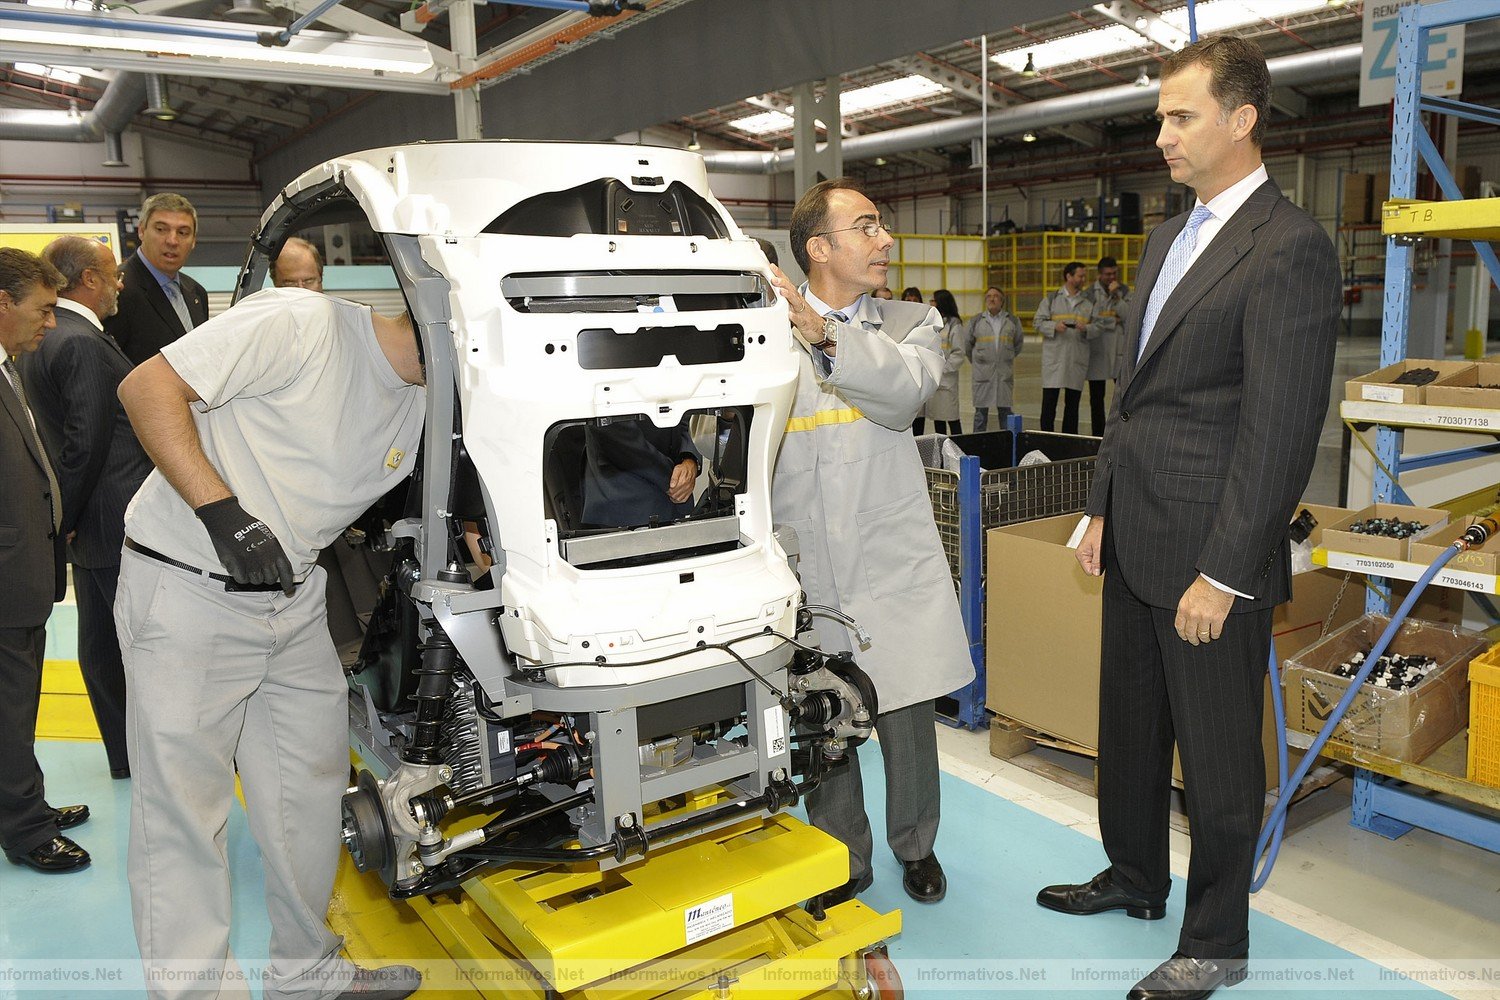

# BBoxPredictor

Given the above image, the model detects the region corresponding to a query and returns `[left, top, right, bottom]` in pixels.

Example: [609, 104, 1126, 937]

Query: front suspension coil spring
[407, 620, 458, 765]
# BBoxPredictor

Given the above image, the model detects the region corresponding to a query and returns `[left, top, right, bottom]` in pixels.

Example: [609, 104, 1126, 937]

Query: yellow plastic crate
[1470, 642, 1500, 788]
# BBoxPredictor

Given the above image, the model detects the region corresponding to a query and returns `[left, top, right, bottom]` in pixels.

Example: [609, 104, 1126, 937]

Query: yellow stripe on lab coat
[786, 406, 864, 433]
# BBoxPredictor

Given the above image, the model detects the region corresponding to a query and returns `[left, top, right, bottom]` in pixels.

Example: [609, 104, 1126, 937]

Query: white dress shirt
[55, 295, 104, 331]
[1185, 163, 1269, 269]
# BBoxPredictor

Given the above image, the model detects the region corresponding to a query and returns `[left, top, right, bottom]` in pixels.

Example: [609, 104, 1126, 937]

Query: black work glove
[195, 496, 296, 596]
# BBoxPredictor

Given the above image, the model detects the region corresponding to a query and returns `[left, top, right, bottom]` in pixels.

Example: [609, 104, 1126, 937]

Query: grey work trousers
[116, 549, 356, 1000]
[805, 698, 940, 888]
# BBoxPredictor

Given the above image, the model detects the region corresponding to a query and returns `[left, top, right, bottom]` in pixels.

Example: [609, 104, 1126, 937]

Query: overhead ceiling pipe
[0, 71, 146, 146]
[144, 74, 178, 121]
[703, 44, 1366, 175]
[103, 131, 127, 168]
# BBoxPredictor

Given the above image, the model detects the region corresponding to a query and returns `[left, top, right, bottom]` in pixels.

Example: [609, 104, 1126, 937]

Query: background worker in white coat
[913, 288, 965, 436]
[1085, 255, 1131, 437]
[964, 286, 1024, 433]
[766, 178, 974, 910]
[1034, 261, 1096, 435]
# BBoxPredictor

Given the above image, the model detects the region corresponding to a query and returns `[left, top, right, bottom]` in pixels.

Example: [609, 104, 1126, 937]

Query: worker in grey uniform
[766, 178, 973, 910]
[913, 288, 965, 436]
[964, 285, 1024, 433]
[115, 288, 427, 1000]
[1085, 255, 1131, 437]
[1033, 261, 1095, 435]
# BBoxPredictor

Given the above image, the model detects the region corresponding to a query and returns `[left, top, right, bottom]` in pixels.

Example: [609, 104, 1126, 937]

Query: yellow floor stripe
[38, 660, 102, 742]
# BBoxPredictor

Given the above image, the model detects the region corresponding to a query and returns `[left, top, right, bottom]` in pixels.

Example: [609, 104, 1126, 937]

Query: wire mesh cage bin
[922, 430, 1100, 589]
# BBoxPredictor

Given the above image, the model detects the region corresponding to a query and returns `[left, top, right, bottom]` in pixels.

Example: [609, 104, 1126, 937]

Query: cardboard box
[1425, 363, 1500, 410]
[1322, 503, 1448, 561]
[1410, 516, 1500, 577]
[984, 503, 1363, 790]
[1342, 173, 1373, 224]
[1282, 614, 1488, 763]
[1345, 359, 1476, 405]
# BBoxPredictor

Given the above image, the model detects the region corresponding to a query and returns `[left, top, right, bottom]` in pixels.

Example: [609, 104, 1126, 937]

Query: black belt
[124, 537, 289, 593]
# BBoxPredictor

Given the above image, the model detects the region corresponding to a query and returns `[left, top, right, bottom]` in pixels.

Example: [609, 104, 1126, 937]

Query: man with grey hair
[105, 192, 209, 365]
[23, 235, 150, 780]
[0, 246, 92, 874]
[272, 236, 325, 292]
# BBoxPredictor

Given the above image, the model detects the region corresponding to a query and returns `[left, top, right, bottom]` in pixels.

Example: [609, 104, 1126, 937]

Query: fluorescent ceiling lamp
[0, 7, 436, 75]
[1160, 0, 1330, 35]
[13, 62, 84, 84]
[994, 25, 1151, 74]
[839, 75, 950, 114]
[730, 109, 795, 136]
[728, 74, 950, 136]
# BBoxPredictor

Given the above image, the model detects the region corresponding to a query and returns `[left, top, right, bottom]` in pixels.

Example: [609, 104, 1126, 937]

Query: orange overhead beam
[449, 1, 659, 91]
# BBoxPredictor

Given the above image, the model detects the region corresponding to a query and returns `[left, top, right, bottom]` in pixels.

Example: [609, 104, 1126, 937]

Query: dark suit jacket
[582, 418, 702, 528]
[1085, 178, 1340, 612]
[0, 371, 65, 627]
[103, 252, 209, 366]
[20, 306, 153, 569]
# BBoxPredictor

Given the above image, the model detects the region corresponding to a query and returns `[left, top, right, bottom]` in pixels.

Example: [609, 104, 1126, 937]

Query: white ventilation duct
[0, 71, 146, 165]
[703, 44, 1366, 174]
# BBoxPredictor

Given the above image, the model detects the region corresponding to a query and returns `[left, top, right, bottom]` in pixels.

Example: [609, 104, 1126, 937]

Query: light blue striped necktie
[164, 279, 195, 332]
[1136, 204, 1214, 362]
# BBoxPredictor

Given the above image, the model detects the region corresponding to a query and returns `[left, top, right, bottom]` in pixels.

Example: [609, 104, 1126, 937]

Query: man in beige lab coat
[767, 178, 973, 909]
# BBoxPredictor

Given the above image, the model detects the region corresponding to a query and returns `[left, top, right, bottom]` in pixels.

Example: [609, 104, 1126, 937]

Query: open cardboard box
[1409, 516, 1500, 576]
[984, 503, 1367, 790]
[1425, 363, 1500, 410]
[1345, 360, 1474, 405]
[1321, 503, 1447, 561]
[1282, 614, 1488, 764]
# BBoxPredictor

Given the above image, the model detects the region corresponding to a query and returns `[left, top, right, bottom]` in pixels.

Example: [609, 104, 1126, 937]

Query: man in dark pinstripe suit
[1036, 37, 1340, 1000]
[24, 236, 152, 779]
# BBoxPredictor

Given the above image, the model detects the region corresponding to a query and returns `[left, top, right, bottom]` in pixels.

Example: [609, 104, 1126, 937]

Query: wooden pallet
[987, 712, 1347, 836]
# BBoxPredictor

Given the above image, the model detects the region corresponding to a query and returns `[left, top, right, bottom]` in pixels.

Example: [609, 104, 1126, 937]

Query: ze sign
[1360, 0, 1465, 108]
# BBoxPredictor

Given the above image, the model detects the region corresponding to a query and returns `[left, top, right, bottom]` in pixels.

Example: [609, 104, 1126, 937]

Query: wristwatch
[809, 315, 840, 352]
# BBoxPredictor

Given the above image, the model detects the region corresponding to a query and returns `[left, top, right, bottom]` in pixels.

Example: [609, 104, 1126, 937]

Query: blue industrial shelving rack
[1348, 0, 1500, 851]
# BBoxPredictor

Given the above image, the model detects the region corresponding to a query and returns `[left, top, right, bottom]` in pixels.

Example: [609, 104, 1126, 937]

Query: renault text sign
[1359, 0, 1465, 108]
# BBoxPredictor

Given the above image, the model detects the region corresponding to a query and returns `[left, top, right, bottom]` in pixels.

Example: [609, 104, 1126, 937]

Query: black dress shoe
[1128, 952, 1247, 999]
[901, 853, 946, 903]
[111, 767, 131, 780]
[1036, 868, 1165, 920]
[808, 873, 872, 917]
[7, 836, 91, 873]
[53, 804, 90, 830]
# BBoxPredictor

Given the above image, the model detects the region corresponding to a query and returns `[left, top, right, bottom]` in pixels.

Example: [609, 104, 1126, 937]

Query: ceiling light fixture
[1022, 130, 1037, 142]
[0, 6, 438, 78]
[1134, 66, 1150, 87]
[1021, 52, 1037, 77]
[14, 61, 83, 84]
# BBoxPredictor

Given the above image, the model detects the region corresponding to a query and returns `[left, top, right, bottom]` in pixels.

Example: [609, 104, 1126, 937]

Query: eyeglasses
[814, 218, 891, 240]
[277, 277, 323, 289]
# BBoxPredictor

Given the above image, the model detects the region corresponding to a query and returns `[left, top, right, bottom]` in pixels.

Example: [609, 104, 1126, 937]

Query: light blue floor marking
[2, 739, 1440, 998]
